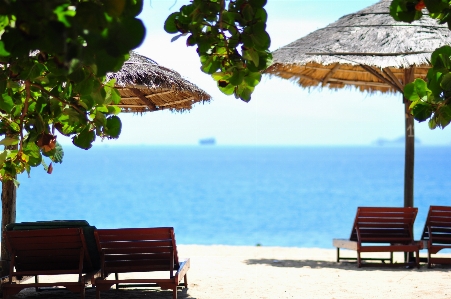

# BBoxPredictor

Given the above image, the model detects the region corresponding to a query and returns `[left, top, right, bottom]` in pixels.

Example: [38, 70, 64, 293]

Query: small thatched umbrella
[110, 51, 211, 113]
[265, 0, 451, 208]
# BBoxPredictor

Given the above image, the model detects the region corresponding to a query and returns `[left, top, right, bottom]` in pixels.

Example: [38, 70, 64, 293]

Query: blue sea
[15, 146, 451, 248]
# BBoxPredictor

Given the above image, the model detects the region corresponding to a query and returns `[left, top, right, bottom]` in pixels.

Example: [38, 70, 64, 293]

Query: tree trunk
[403, 68, 415, 208]
[1, 142, 17, 276]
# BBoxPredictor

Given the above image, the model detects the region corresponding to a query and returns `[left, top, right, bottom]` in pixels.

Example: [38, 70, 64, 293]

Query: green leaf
[68, 68, 86, 83]
[241, 4, 254, 21]
[78, 78, 94, 96]
[431, 46, 451, 68]
[238, 86, 254, 102]
[72, 128, 95, 150]
[389, 0, 422, 22]
[412, 78, 430, 100]
[107, 105, 121, 115]
[429, 117, 438, 129]
[244, 72, 262, 87]
[404, 82, 420, 102]
[243, 48, 259, 67]
[441, 72, 451, 91]
[104, 0, 126, 17]
[229, 69, 245, 86]
[94, 111, 107, 128]
[0, 94, 14, 113]
[164, 12, 180, 34]
[249, 0, 267, 8]
[0, 136, 18, 146]
[249, 23, 270, 51]
[0, 150, 8, 166]
[105, 115, 121, 138]
[200, 55, 220, 74]
[23, 141, 42, 167]
[218, 81, 235, 95]
[424, 0, 449, 13]
[42, 141, 64, 163]
[438, 105, 451, 128]
[0, 41, 10, 57]
[411, 102, 432, 122]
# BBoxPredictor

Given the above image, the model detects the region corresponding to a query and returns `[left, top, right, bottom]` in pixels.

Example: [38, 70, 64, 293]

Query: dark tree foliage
[0, 0, 145, 183]
[165, 0, 272, 102]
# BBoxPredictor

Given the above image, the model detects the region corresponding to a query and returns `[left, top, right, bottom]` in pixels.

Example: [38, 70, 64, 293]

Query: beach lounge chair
[2, 227, 99, 299]
[332, 207, 421, 268]
[421, 205, 451, 268]
[93, 227, 190, 299]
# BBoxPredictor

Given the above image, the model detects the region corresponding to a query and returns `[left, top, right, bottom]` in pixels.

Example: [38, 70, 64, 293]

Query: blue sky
[80, 0, 451, 146]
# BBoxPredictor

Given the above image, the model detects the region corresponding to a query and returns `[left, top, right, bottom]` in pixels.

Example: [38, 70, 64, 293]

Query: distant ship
[199, 138, 216, 145]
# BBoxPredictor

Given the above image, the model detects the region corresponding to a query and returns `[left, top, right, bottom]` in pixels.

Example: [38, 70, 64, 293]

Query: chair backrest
[94, 227, 180, 275]
[421, 205, 451, 244]
[5, 220, 100, 270]
[349, 207, 417, 244]
[4, 228, 90, 276]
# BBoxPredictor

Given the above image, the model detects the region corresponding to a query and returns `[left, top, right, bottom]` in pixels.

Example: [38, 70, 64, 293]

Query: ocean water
[15, 145, 451, 248]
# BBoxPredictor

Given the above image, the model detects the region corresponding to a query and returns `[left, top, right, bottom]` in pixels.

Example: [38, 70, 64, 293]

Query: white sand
[10, 245, 451, 299]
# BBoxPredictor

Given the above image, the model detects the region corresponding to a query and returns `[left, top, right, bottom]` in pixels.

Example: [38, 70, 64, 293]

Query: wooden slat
[5, 228, 81, 238]
[98, 234, 172, 242]
[103, 247, 172, 255]
[100, 240, 172, 248]
[97, 227, 173, 236]
[104, 253, 172, 262]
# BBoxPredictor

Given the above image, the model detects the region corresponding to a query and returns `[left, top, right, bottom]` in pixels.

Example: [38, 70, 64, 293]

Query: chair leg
[357, 251, 362, 268]
[428, 251, 432, 268]
[173, 287, 178, 299]
[336, 248, 340, 263]
[415, 250, 420, 269]
[115, 273, 119, 289]
[35, 275, 39, 292]
[80, 286, 86, 299]
[184, 274, 188, 288]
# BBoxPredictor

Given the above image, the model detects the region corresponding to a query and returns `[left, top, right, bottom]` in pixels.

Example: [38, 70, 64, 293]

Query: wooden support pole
[403, 68, 415, 208]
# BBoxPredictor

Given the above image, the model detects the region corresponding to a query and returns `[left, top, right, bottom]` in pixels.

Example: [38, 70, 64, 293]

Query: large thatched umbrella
[111, 51, 211, 113]
[265, 0, 451, 208]
[0, 52, 211, 274]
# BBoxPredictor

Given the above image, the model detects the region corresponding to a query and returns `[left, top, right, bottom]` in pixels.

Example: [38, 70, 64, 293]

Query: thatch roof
[265, 0, 451, 93]
[108, 51, 211, 113]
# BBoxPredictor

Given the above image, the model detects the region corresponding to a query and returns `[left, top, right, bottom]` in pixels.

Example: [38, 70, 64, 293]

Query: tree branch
[30, 83, 85, 115]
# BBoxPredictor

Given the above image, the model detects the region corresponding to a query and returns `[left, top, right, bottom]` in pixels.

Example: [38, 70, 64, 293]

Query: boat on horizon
[199, 138, 216, 145]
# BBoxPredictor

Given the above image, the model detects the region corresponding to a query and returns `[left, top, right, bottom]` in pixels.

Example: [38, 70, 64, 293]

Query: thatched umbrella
[110, 51, 211, 113]
[265, 0, 451, 208]
[0, 52, 211, 274]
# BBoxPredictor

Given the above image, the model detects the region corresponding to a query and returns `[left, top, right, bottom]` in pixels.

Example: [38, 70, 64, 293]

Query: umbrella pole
[403, 68, 415, 264]
[403, 68, 415, 208]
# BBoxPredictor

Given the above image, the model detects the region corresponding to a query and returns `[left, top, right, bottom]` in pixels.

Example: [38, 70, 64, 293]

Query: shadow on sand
[244, 258, 451, 272]
[12, 287, 196, 299]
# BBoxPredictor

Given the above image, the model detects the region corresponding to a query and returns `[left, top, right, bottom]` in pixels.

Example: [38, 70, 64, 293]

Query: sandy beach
[9, 245, 451, 299]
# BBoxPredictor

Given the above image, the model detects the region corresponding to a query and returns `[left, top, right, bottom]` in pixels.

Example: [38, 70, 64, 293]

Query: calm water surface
[16, 146, 451, 248]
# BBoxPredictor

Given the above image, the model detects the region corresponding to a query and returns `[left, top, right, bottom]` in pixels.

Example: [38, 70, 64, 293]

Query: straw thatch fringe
[108, 52, 211, 113]
[265, 0, 451, 93]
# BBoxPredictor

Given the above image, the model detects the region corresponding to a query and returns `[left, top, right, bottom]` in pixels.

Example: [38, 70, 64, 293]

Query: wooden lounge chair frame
[2, 228, 99, 299]
[333, 207, 421, 268]
[93, 227, 190, 299]
[421, 205, 451, 268]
